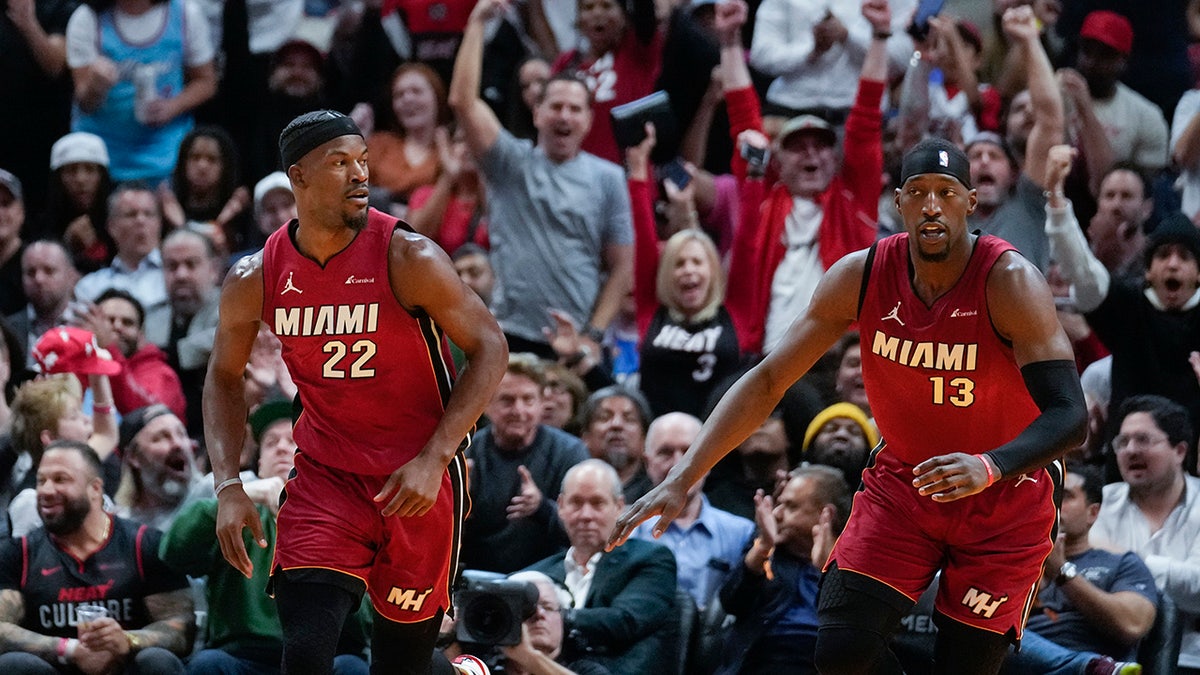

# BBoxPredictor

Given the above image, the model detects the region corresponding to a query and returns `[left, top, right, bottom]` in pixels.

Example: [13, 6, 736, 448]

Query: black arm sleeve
[983, 359, 1087, 479]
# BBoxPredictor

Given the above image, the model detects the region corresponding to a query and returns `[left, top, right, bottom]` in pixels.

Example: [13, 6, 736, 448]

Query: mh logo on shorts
[387, 586, 433, 612]
[961, 587, 1008, 618]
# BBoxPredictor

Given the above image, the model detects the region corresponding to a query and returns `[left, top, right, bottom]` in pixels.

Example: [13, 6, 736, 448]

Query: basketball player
[610, 137, 1087, 674]
[203, 110, 508, 674]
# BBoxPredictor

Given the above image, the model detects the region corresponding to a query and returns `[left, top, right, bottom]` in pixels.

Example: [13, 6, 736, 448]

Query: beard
[344, 208, 368, 232]
[41, 494, 91, 536]
[806, 443, 867, 483]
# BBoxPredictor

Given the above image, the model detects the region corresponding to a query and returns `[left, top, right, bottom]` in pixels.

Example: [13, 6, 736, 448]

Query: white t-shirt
[1172, 89, 1200, 221]
[764, 196, 824, 353]
[65, 0, 214, 69]
[1092, 82, 1170, 170]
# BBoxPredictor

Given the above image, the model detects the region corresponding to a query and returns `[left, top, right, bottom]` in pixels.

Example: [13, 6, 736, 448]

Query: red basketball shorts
[272, 451, 468, 624]
[827, 448, 1059, 639]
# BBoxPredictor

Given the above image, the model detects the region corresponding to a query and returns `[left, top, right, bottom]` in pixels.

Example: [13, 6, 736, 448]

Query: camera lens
[461, 594, 515, 644]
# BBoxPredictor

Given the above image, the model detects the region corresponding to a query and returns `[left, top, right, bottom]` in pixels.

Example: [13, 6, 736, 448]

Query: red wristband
[976, 454, 997, 487]
[57, 637, 68, 664]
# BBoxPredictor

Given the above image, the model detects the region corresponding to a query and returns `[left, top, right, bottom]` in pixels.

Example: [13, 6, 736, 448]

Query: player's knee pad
[931, 612, 1013, 675]
[814, 564, 913, 674]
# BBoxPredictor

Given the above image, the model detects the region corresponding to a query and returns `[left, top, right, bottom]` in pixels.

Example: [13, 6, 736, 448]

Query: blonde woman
[627, 129, 745, 418]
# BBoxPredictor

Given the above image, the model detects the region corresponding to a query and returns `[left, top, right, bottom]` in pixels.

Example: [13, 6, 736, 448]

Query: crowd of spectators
[4, 0, 1200, 671]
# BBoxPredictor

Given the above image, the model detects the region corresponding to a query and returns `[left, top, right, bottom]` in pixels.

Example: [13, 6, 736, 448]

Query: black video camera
[455, 571, 539, 647]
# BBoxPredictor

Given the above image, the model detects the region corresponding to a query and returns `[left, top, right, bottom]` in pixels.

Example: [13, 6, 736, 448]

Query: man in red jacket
[715, 0, 885, 355]
[89, 288, 186, 419]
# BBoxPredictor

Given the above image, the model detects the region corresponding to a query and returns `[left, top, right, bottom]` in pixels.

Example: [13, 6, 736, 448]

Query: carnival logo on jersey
[881, 301, 905, 326]
[345, 275, 375, 285]
[870, 330, 979, 372]
[274, 303, 381, 337]
[962, 587, 1008, 618]
[949, 308, 978, 317]
[281, 271, 303, 295]
[387, 586, 433, 613]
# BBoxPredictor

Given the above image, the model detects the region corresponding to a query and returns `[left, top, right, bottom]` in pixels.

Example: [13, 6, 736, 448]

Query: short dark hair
[581, 386, 652, 433]
[536, 73, 593, 107]
[451, 242, 489, 262]
[788, 463, 853, 534]
[1115, 394, 1194, 454]
[107, 181, 162, 225]
[1066, 463, 1105, 506]
[1100, 162, 1151, 202]
[40, 439, 104, 480]
[96, 287, 145, 328]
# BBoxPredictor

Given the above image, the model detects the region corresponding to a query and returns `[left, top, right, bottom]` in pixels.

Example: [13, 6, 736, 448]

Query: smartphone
[660, 158, 692, 190]
[740, 142, 771, 173]
[907, 0, 945, 41]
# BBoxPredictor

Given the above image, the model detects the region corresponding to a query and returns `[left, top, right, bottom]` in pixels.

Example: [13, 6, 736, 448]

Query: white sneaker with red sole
[450, 654, 490, 675]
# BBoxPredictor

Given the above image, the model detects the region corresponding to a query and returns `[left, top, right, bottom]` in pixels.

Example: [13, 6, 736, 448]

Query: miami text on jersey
[274, 303, 380, 337]
[870, 330, 979, 372]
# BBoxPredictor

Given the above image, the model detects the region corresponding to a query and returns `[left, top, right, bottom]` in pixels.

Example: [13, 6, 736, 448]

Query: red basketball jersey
[261, 208, 457, 475]
[857, 234, 1039, 465]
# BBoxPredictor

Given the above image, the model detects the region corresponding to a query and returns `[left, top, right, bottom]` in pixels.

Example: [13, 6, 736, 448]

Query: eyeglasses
[1113, 431, 1171, 452]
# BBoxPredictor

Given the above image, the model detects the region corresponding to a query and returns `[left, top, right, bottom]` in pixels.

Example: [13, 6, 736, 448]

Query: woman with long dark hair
[39, 132, 115, 273]
[161, 125, 251, 256]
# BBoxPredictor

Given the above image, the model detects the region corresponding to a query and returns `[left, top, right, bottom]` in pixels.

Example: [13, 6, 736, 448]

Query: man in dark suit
[3, 239, 79, 384]
[524, 459, 677, 674]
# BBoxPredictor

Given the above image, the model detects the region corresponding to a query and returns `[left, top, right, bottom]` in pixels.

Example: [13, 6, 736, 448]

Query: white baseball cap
[49, 132, 110, 170]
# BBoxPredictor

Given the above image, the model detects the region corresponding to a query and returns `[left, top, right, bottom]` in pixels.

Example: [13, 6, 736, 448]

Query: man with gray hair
[75, 183, 167, 313]
[496, 570, 611, 675]
[145, 228, 221, 435]
[631, 413, 754, 610]
[524, 459, 677, 674]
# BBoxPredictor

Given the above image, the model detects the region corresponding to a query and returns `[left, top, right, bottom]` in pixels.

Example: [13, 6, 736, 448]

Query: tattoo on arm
[0, 589, 59, 663]
[139, 588, 195, 655]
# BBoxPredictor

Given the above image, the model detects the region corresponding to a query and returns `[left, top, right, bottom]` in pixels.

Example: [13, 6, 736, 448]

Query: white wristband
[214, 477, 243, 496]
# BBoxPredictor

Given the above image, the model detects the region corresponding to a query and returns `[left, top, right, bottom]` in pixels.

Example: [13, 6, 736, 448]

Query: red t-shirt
[261, 209, 457, 474]
[407, 185, 489, 253]
[857, 234, 1039, 465]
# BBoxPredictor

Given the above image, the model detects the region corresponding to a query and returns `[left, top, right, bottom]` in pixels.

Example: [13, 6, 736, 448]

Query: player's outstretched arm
[609, 249, 865, 548]
[376, 231, 509, 518]
[913, 251, 1086, 501]
[203, 253, 268, 577]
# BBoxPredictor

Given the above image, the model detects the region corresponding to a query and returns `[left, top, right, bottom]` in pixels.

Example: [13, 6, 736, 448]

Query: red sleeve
[725, 177, 766, 353]
[109, 351, 188, 420]
[629, 178, 659, 341]
[819, 78, 883, 267]
[977, 85, 1002, 132]
[725, 85, 764, 181]
[841, 79, 885, 215]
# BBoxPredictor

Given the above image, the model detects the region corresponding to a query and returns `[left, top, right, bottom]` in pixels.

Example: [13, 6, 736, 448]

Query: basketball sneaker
[450, 654, 491, 675]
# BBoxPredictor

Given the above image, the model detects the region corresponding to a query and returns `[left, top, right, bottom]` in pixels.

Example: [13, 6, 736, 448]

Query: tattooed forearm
[139, 588, 195, 655]
[0, 591, 58, 663]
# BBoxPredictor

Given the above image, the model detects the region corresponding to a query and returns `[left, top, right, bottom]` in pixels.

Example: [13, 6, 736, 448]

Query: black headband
[900, 138, 972, 189]
[279, 110, 363, 168]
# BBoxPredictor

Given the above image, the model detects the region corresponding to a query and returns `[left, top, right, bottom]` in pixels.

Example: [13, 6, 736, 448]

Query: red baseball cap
[1080, 10, 1133, 56]
[32, 326, 122, 376]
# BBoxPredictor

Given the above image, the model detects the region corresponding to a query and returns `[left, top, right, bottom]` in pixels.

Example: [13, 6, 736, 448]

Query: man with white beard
[113, 404, 210, 531]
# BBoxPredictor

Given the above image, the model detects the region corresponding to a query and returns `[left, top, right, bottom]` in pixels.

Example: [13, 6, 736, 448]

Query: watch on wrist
[1055, 561, 1078, 585]
[125, 631, 143, 653]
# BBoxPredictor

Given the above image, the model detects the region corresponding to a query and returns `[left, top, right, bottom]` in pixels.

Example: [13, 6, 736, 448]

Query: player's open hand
[912, 452, 992, 502]
[607, 474, 690, 550]
[215, 486, 267, 578]
[376, 453, 444, 518]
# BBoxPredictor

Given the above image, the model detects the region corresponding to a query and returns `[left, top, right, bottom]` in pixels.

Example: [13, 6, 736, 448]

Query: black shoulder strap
[856, 242, 879, 320]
